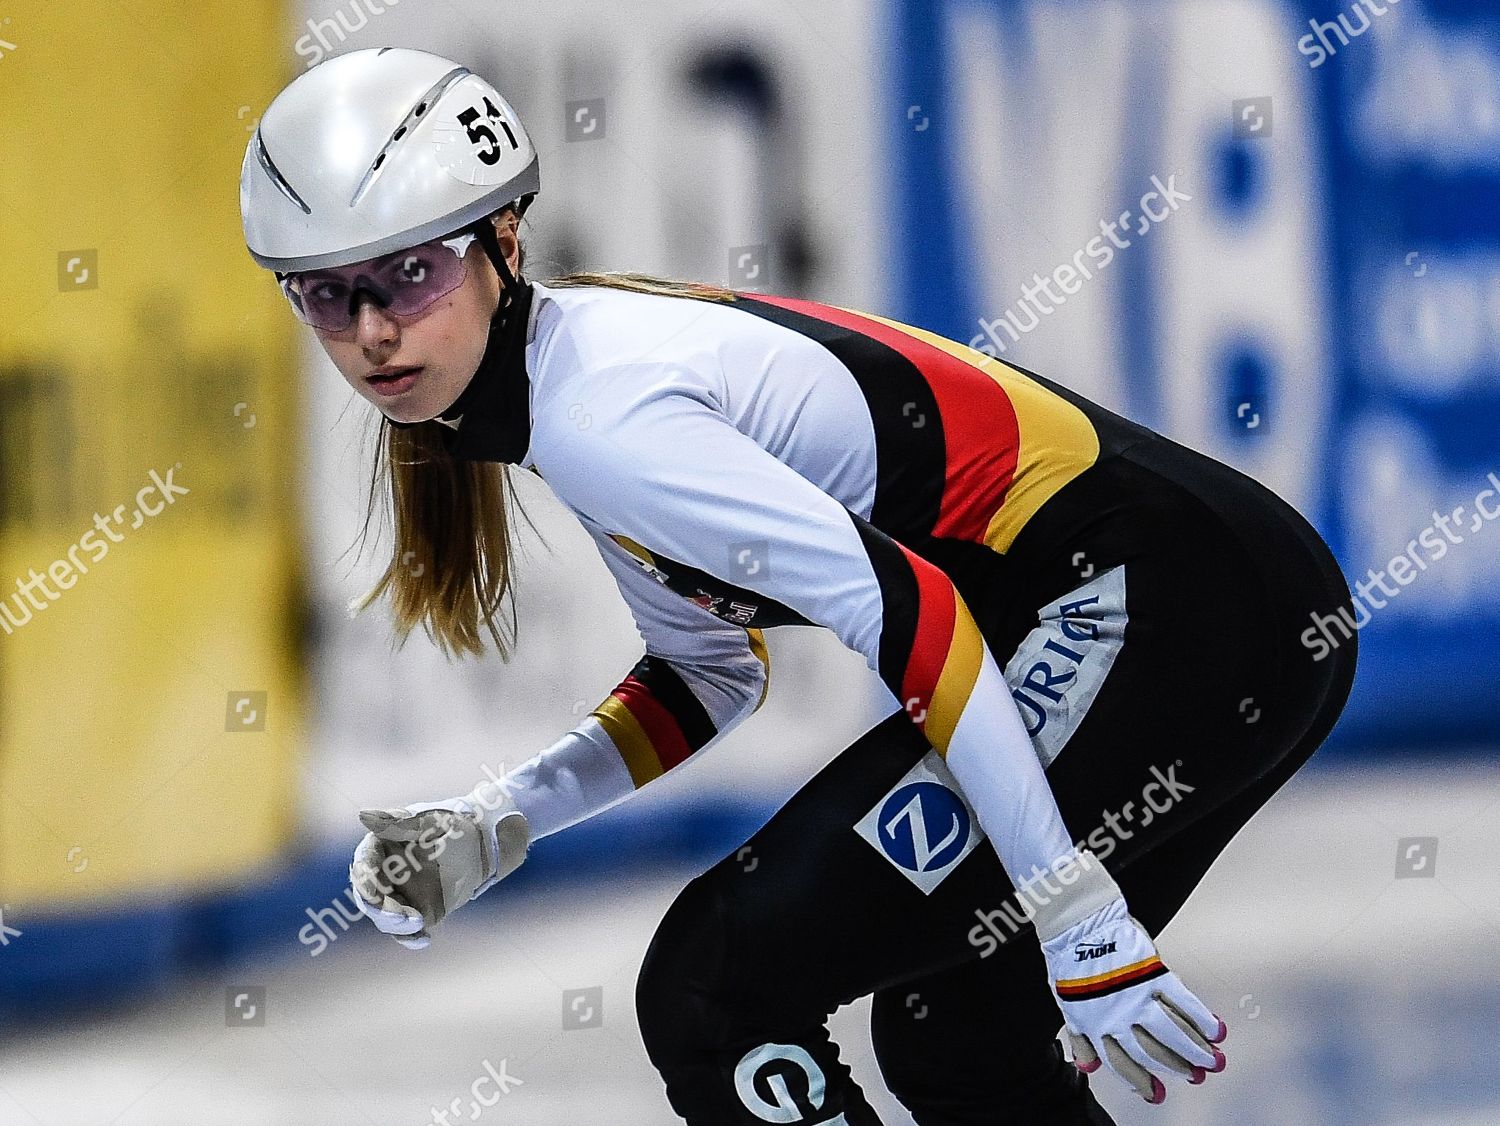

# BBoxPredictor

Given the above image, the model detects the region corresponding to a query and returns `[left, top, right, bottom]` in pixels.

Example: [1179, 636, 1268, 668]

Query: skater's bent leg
[637, 709, 993, 1125]
[871, 947, 1117, 1126]
[1117, 622, 1358, 935]
[638, 869, 887, 1125]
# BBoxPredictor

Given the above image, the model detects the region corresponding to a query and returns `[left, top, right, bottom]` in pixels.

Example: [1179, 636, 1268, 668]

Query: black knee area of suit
[635, 871, 739, 1065]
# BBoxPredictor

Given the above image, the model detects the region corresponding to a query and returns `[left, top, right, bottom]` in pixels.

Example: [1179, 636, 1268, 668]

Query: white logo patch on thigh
[1004, 564, 1128, 768]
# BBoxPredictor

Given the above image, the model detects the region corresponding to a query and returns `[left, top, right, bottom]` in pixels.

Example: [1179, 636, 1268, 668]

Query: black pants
[636, 438, 1359, 1125]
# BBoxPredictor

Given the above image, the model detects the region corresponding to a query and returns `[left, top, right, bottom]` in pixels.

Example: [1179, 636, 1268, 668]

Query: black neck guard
[386, 217, 536, 465]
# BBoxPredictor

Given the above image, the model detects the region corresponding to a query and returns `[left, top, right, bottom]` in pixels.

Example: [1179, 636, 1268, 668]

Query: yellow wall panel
[0, 0, 306, 907]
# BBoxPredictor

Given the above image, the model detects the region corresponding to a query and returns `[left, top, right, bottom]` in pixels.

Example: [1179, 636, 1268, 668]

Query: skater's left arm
[538, 363, 1082, 885]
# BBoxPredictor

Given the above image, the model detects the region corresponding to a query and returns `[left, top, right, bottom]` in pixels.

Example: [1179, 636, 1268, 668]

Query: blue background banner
[888, 0, 1500, 751]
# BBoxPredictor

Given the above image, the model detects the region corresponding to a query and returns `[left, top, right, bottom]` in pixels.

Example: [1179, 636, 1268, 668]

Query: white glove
[1027, 851, 1227, 1105]
[349, 780, 530, 950]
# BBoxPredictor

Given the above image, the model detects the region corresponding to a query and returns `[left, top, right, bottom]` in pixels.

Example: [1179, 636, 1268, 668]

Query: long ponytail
[349, 418, 537, 659]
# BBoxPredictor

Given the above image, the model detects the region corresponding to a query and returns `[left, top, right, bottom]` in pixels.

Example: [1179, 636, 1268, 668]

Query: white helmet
[240, 47, 539, 273]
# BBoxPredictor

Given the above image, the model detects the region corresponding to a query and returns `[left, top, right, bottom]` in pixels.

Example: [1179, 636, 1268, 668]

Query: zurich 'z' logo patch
[853, 751, 984, 894]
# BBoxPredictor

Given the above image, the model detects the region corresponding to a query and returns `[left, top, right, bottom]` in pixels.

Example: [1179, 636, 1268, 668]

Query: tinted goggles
[277, 232, 476, 331]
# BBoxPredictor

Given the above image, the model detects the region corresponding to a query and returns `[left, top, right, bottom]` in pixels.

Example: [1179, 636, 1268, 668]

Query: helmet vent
[349, 65, 470, 207]
[253, 131, 312, 215]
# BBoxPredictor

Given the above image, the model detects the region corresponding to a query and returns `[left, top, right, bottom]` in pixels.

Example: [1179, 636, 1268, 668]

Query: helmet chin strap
[387, 202, 534, 430]
[473, 213, 525, 308]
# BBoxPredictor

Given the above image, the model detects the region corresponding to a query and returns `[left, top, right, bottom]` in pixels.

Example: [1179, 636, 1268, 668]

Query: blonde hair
[350, 223, 739, 659]
[546, 271, 736, 303]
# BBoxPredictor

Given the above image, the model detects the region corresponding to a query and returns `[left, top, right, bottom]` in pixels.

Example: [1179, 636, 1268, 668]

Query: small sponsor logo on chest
[611, 534, 801, 627]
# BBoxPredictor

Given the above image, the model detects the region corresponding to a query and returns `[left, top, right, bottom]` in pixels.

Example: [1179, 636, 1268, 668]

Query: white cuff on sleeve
[1023, 848, 1124, 942]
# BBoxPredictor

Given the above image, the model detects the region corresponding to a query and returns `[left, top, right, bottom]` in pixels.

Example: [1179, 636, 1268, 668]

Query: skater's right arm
[493, 525, 772, 839]
[350, 526, 770, 948]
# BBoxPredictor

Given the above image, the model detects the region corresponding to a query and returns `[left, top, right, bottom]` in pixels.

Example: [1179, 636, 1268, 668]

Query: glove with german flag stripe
[1028, 850, 1227, 1105]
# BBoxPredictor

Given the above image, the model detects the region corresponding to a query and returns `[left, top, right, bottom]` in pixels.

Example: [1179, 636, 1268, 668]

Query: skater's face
[302, 212, 521, 425]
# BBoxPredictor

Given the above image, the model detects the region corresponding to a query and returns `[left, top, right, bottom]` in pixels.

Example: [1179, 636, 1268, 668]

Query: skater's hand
[349, 783, 530, 949]
[1028, 851, 1227, 1105]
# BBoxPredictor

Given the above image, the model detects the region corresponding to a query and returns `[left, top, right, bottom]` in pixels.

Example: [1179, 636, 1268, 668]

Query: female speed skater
[240, 48, 1357, 1126]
